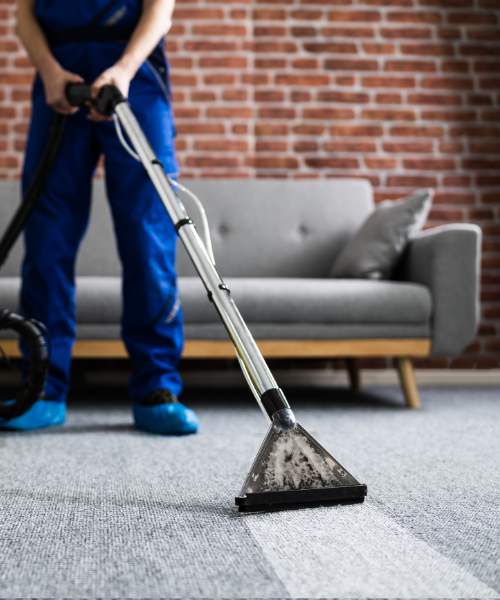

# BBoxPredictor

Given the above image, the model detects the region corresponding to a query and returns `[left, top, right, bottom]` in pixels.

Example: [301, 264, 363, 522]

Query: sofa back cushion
[0, 178, 373, 279]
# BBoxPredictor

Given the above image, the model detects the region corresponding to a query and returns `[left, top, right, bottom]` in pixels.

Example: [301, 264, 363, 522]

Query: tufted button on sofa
[0, 178, 481, 408]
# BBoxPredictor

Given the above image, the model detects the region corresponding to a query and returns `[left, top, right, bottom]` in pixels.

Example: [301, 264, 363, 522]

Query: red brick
[474, 61, 500, 73]
[193, 24, 247, 35]
[461, 44, 500, 57]
[0, 107, 16, 118]
[383, 141, 433, 152]
[327, 11, 381, 21]
[176, 123, 225, 135]
[207, 106, 252, 118]
[477, 174, 500, 185]
[204, 74, 236, 85]
[185, 40, 237, 52]
[468, 94, 493, 105]
[325, 59, 378, 70]
[451, 355, 500, 368]
[231, 9, 248, 18]
[390, 125, 444, 136]
[172, 8, 224, 18]
[463, 157, 500, 169]
[169, 57, 193, 69]
[365, 157, 397, 168]
[469, 208, 495, 219]
[256, 140, 288, 152]
[448, 12, 497, 24]
[174, 107, 200, 119]
[275, 74, 330, 85]
[442, 61, 469, 73]
[362, 76, 415, 87]
[428, 208, 464, 221]
[256, 172, 289, 178]
[301, 0, 353, 3]
[13, 57, 34, 69]
[255, 123, 289, 135]
[363, 43, 396, 54]
[403, 157, 456, 169]
[322, 27, 375, 37]
[480, 0, 500, 7]
[191, 91, 216, 102]
[483, 241, 500, 252]
[375, 93, 402, 103]
[434, 191, 475, 204]
[258, 107, 296, 118]
[381, 27, 432, 38]
[467, 28, 500, 41]
[291, 90, 312, 101]
[305, 157, 360, 168]
[470, 141, 500, 153]
[483, 223, 500, 235]
[421, 77, 473, 89]
[324, 140, 377, 152]
[291, 10, 323, 19]
[483, 110, 500, 121]
[387, 11, 442, 24]
[330, 124, 383, 135]
[337, 75, 356, 85]
[408, 92, 461, 105]
[439, 141, 464, 153]
[318, 90, 369, 102]
[291, 26, 318, 37]
[186, 156, 239, 168]
[303, 107, 355, 119]
[444, 174, 471, 186]
[174, 139, 188, 151]
[0, 40, 19, 52]
[385, 60, 436, 72]
[254, 26, 287, 36]
[294, 124, 326, 135]
[387, 175, 438, 186]
[293, 140, 319, 152]
[479, 78, 500, 89]
[420, 0, 473, 6]
[199, 56, 247, 68]
[169, 23, 186, 35]
[255, 58, 287, 69]
[171, 74, 197, 86]
[195, 140, 249, 152]
[253, 41, 298, 52]
[254, 89, 285, 102]
[422, 109, 476, 121]
[437, 28, 462, 40]
[481, 191, 500, 203]
[232, 124, 248, 134]
[253, 9, 286, 19]
[248, 156, 299, 168]
[450, 125, 499, 137]
[0, 73, 34, 85]
[0, 156, 19, 168]
[292, 58, 319, 69]
[362, 108, 415, 120]
[304, 42, 358, 53]
[401, 43, 454, 56]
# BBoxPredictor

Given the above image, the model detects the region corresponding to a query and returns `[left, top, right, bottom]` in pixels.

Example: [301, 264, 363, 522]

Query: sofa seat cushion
[0, 276, 432, 325]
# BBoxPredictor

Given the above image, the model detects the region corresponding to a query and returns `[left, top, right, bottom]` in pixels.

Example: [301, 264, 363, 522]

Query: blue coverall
[21, 0, 184, 405]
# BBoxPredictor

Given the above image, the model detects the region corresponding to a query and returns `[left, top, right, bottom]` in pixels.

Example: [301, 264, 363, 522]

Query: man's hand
[41, 67, 84, 114]
[87, 63, 132, 122]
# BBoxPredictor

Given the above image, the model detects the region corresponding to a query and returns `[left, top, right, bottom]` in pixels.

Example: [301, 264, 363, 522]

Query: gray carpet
[0, 385, 499, 597]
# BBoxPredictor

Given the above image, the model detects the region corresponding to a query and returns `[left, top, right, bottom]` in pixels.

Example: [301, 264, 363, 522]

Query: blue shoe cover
[133, 402, 199, 435]
[0, 399, 66, 430]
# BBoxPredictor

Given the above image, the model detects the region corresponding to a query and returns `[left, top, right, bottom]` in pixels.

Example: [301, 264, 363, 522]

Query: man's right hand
[41, 65, 84, 114]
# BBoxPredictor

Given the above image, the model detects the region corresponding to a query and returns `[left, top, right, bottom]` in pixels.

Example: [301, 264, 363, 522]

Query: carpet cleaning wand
[67, 83, 367, 512]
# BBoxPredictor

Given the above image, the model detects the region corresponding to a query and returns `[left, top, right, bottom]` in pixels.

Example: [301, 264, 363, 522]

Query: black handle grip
[66, 82, 93, 107]
[65, 82, 126, 116]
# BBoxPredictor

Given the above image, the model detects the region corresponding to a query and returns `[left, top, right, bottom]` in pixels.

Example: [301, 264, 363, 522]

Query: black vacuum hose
[0, 310, 49, 420]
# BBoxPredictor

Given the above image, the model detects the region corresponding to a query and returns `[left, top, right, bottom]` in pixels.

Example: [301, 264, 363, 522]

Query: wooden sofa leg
[345, 358, 361, 391]
[394, 357, 421, 409]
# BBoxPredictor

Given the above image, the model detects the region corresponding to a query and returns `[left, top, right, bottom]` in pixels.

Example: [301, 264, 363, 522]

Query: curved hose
[0, 310, 49, 420]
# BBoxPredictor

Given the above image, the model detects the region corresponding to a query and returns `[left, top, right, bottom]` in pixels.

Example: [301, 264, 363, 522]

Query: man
[2, 0, 198, 434]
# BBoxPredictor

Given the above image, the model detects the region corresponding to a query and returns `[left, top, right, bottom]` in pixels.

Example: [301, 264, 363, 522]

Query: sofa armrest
[399, 224, 482, 355]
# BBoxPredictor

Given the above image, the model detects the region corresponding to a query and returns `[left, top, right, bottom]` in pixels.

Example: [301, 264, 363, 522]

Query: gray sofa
[0, 178, 481, 407]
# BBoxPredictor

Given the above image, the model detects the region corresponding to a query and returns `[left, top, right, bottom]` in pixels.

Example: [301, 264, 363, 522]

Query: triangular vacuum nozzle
[235, 408, 367, 512]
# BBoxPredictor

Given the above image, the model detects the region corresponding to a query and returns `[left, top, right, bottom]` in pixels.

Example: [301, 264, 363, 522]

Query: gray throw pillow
[330, 188, 433, 280]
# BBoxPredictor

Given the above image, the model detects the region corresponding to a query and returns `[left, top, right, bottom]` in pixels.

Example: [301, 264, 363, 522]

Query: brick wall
[0, 0, 499, 368]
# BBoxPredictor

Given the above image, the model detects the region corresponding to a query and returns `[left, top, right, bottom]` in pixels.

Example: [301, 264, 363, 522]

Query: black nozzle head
[66, 83, 126, 116]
